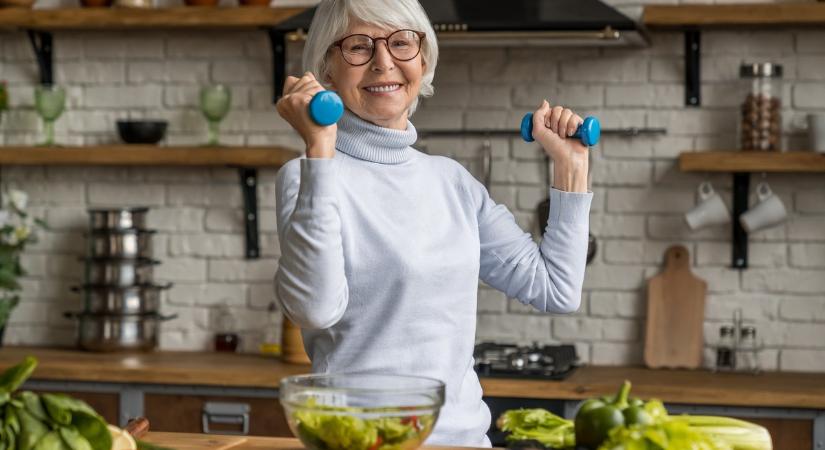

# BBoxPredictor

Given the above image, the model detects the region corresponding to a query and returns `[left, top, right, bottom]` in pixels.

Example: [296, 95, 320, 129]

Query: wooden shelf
[0, 145, 300, 167]
[0, 6, 306, 30]
[679, 151, 825, 173]
[643, 3, 825, 28]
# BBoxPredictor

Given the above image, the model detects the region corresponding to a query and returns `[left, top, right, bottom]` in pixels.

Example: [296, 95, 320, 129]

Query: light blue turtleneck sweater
[274, 111, 593, 447]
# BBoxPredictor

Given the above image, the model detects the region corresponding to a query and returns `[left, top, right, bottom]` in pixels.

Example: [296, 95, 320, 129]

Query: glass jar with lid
[715, 325, 736, 370]
[739, 62, 783, 152]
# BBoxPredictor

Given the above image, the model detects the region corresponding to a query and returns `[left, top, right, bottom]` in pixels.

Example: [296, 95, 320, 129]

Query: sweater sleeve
[463, 170, 593, 313]
[274, 158, 349, 329]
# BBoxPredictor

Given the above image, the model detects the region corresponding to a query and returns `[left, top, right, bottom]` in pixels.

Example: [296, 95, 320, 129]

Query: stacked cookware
[66, 207, 175, 352]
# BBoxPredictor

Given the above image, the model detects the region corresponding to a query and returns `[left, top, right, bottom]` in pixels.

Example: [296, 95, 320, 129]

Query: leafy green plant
[0, 189, 47, 333]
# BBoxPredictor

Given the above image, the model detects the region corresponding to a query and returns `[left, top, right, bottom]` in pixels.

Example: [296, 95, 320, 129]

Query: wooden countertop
[142, 432, 499, 450]
[3, 347, 825, 409]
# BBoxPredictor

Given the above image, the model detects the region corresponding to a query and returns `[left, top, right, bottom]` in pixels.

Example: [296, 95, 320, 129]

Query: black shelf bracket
[685, 29, 701, 107]
[731, 172, 750, 269]
[27, 30, 55, 85]
[267, 29, 287, 103]
[239, 168, 260, 259]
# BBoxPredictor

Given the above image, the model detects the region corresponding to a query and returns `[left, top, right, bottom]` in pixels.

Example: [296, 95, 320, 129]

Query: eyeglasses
[332, 29, 425, 66]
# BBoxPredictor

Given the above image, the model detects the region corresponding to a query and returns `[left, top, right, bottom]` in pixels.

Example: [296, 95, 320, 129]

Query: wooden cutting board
[644, 245, 707, 369]
[143, 432, 249, 449]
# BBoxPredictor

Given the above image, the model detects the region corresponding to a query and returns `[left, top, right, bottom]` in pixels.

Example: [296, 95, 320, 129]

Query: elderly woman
[274, 0, 592, 446]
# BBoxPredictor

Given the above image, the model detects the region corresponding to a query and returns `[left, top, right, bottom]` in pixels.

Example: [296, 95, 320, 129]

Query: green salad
[291, 401, 435, 450]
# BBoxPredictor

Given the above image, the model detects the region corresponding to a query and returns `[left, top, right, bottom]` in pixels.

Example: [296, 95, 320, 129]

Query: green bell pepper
[574, 380, 632, 449]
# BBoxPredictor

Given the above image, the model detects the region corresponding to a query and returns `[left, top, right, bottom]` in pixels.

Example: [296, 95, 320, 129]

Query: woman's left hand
[531, 100, 590, 192]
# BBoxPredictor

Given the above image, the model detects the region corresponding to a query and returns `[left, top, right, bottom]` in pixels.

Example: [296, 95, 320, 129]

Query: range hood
[275, 0, 648, 47]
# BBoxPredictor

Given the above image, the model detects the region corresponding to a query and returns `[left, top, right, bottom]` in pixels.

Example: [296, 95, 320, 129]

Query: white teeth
[365, 84, 400, 93]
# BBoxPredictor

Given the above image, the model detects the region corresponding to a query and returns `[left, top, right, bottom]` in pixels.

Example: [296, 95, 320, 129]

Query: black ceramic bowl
[116, 120, 168, 144]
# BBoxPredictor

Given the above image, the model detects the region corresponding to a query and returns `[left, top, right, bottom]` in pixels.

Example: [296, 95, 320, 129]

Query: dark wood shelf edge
[679, 151, 825, 173]
[0, 146, 301, 167]
[0, 6, 307, 30]
[643, 3, 825, 28]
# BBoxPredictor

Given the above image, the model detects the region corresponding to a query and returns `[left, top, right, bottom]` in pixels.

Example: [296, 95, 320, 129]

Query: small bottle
[259, 302, 282, 356]
[716, 325, 736, 370]
[214, 307, 240, 353]
[739, 326, 759, 373]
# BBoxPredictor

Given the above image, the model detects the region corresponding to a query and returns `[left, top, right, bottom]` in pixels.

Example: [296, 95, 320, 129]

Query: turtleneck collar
[335, 110, 418, 164]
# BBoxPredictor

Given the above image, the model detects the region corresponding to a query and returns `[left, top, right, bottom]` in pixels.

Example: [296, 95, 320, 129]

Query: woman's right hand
[276, 72, 337, 159]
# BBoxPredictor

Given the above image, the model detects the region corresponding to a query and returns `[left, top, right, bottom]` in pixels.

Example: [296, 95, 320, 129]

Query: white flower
[5, 231, 18, 246]
[0, 211, 9, 227]
[8, 190, 28, 212]
[14, 225, 30, 243]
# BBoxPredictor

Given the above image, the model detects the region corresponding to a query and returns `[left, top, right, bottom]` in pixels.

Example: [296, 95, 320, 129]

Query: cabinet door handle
[202, 402, 250, 435]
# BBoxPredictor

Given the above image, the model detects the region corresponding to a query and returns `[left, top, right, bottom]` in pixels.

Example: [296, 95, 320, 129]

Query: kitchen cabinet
[738, 417, 811, 450]
[30, 389, 119, 425]
[144, 394, 291, 437]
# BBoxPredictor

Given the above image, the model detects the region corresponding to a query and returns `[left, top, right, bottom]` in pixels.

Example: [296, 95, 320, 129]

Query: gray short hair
[302, 0, 438, 116]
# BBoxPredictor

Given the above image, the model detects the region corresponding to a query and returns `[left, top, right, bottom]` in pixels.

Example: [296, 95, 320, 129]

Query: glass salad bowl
[280, 373, 445, 450]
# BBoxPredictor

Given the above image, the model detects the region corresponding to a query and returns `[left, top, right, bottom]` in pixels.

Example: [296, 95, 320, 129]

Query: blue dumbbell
[308, 91, 344, 126]
[520, 113, 601, 147]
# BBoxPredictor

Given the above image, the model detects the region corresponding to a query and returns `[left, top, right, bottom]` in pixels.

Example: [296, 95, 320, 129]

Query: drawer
[30, 389, 119, 425]
[143, 394, 291, 437]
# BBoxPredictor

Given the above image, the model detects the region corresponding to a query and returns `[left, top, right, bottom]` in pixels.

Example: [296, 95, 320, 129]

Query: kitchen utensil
[124, 417, 150, 439]
[644, 245, 707, 369]
[84, 258, 158, 286]
[520, 113, 601, 147]
[89, 207, 149, 231]
[739, 181, 786, 233]
[281, 317, 310, 365]
[586, 233, 597, 264]
[34, 84, 66, 146]
[200, 85, 231, 145]
[280, 373, 445, 450]
[684, 181, 731, 230]
[117, 120, 167, 144]
[64, 311, 177, 352]
[536, 155, 551, 236]
[86, 229, 155, 259]
[71, 283, 171, 315]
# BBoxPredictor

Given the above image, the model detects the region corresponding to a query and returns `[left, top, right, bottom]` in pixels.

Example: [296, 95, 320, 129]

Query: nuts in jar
[739, 63, 783, 152]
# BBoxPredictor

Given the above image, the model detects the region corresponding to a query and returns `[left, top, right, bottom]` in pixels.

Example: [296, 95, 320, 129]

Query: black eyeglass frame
[331, 30, 426, 67]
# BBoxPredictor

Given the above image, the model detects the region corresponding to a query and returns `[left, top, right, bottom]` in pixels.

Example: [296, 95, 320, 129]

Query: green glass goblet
[34, 85, 66, 147]
[200, 84, 232, 146]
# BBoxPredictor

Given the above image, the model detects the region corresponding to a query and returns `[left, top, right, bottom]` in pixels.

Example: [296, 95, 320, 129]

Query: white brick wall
[1, 19, 824, 370]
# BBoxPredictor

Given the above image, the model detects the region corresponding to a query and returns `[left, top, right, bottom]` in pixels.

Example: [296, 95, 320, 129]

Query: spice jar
[739, 62, 783, 152]
[738, 326, 760, 373]
[715, 325, 736, 370]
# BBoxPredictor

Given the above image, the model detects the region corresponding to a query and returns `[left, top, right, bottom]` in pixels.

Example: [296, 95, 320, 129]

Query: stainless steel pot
[85, 258, 158, 286]
[64, 312, 177, 352]
[87, 229, 156, 259]
[89, 207, 149, 231]
[72, 283, 172, 315]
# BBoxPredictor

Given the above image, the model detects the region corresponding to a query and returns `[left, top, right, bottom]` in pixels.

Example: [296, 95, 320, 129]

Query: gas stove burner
[473, 342, 578, 380]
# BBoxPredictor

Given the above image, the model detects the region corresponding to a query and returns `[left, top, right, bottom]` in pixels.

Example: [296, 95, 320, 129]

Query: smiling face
[326, 21, 425, 130]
